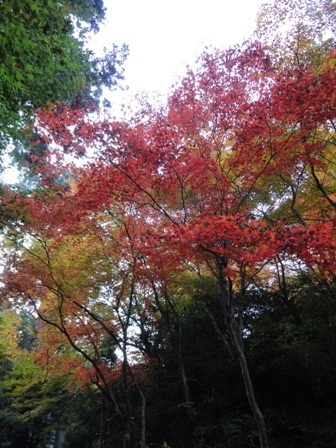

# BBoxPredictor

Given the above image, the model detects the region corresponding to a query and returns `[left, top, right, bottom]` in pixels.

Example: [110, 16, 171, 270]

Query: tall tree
[2, 42, 336, 447]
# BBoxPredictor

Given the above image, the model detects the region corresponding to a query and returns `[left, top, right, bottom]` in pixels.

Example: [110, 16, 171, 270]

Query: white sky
[91, 0, 266, 111]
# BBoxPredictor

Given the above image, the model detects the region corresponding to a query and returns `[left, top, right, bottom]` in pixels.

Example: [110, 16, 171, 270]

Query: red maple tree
[3, 42, 336, 448]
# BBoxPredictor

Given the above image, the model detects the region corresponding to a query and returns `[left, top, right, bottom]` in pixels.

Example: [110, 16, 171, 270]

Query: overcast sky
[91, 0, 265, 111]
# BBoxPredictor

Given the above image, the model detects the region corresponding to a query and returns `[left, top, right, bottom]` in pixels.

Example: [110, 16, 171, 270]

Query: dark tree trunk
[216, 256, 270, 448]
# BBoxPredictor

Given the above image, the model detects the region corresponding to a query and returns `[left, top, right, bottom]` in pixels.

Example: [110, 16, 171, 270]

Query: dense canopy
[0, 1, 336, 448]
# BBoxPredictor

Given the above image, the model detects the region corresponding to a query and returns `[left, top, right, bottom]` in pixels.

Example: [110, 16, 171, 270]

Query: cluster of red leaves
[3, 43, 336, 391]
[11, 45, 335, 275]
[71, 362, 123, 391]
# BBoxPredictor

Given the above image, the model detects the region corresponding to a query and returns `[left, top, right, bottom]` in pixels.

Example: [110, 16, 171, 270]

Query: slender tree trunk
[216, 257, 270, 448]
[125, 357, 147, 448]
[122, 350, 137, 448]
[177, 324, 192, 405]
[154, 285, 195, 421]
[227, 318, 269, 448]
[139, 387, 146, 448]
[99, 399, 105, 448]
[123, 421, 132, 448]
[55, 428, 65, 448]
[176, 323, 197, 425]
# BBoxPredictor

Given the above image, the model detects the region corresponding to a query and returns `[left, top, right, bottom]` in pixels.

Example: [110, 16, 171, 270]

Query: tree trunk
[216, 257, 270, 448]
[139, 389, 146, 448]
[227, 318, 269, 448]
[123, 422, 132, 448]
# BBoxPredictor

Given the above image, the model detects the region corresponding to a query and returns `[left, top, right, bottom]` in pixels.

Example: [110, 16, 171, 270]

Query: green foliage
[62, 388, 117, 448]
[0, 310, 75, 447]
[0, 0, 127, 154]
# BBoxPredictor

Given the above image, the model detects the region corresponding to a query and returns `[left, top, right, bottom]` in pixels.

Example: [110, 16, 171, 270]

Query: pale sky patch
[91, 0, 265, 112]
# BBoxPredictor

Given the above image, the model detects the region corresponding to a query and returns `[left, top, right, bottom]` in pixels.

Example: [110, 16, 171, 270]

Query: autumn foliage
[2, 42, 336, 447]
